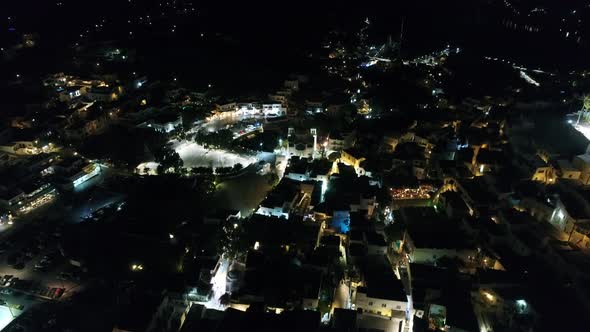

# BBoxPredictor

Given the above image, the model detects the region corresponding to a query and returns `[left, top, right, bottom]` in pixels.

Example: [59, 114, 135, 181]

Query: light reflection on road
[204, 259, 229, 309]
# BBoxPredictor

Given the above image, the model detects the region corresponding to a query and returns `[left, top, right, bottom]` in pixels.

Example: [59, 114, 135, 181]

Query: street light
[131, 264, 144, 271]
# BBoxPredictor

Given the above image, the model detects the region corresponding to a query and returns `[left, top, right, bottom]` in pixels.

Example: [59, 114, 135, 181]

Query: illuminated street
[204, 258, 229, 310]
[573, 123, 590, 141]
[332, 282, 351, 311]
[172, 140, 256, 169]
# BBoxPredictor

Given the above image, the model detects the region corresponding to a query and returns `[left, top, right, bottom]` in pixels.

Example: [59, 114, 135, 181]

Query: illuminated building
[86, 86, 122, 102]
[573, 154, 590, 185]
[256, 178, 321, 219]
[138, 113, 182, 133]
[58, 86, 87, 102]
[340, 148, 366, 173]
[71, 163, 101, 188]
[356, 99, 371, 115]
[390, 184, 436, 201]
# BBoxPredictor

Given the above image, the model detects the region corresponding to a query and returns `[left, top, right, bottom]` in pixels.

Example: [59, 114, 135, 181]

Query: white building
[70, 163, 101, 188]
[58, 86, 88, 102]
[355, 289, 408, 317]
[256, 192, 298, 219]
[138, 115, 182, 133]
[262, 103, 286, 118]
[217, 102, 238, 113]
[0, 141, 38, 155]
[237, 103, 260, 115]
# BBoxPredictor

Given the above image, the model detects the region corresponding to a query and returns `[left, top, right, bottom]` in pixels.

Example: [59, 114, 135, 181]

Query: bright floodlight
[574, 123, 590, 141]
[0, 307, 16, 331]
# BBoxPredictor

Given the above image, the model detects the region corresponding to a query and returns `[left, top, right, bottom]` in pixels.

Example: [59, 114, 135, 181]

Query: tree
[376, 187, 392, 206]
[219, 293, 231, 307]
[154, 145, 183, 173]
[173, 124, 187, 140]
[215, 167, 233, 175]
[190, 167, 213, 176]
[267, 173, 279, 186]
[218, 222, 247, 260]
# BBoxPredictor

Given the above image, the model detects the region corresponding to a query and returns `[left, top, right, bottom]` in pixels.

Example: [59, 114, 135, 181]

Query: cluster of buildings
[0, 152, 102, 218]
[0, 72, 164, 219]
[200, 92, 589, 331]
[212, 102, 287, 120]
[6, 8, 590, 331]
[208, 78, 304, 124]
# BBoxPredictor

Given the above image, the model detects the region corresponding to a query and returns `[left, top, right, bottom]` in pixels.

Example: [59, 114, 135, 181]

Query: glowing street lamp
[131, 264, 144, 271]
[483, 291, 495, 303]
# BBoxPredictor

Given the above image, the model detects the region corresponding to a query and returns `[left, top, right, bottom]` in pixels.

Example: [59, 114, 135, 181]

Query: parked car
[34, 264, 48, 272]
[52, 288, 65, 299]
[0, 275, 13, 286]
[4, 277, 18, 287]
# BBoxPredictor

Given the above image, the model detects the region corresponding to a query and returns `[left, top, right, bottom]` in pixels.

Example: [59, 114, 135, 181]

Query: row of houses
[0, 154, 102, 214]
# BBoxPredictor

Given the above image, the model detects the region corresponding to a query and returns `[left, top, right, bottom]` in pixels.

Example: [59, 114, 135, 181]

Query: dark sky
[1, 0, 588, 70]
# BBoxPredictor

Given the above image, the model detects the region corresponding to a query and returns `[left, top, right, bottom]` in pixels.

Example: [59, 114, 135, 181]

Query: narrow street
[332, 281, 351, 311]
[205, 259, 229, 310]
